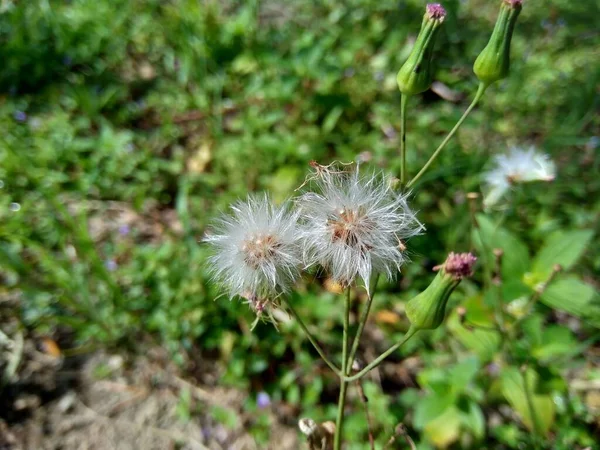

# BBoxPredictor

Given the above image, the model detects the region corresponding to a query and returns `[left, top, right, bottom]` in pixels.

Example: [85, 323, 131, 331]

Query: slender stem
[343, 327, 418, 382]
[512, 265, 562, 333]
[407, 82, 489, 188]
[356, 380, 375, 450]
[347, 275, 379, 372]
[281, 297, 341, 376]
[334, 288, 352, 450]
[400, 94, 409, 185]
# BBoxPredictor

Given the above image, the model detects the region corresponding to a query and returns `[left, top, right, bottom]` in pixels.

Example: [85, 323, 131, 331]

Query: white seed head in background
[297, 164, 424, 293]
[483, 146, 556, 208]
[204, 195, 302, 304]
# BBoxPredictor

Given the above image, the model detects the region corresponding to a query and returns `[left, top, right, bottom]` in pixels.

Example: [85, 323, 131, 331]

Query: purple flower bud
[105, 259, 118, 271]
[426, 3, 447, 21]
[443, 252, 477, 280]
[14, 111, 27, 122]
[256, 391, 271, 409]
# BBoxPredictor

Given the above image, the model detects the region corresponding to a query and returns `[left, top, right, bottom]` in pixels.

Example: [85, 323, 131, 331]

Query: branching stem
[343, 327, 418, 382]
[407, 82, 488, 188]
[281, 297, 341, 376]
[333, 288, 352, 450]
[347, 275, 379, 373]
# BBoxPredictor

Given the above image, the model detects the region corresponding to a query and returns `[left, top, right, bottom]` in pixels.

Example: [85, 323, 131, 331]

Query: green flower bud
[405, 253, 476, 330]
[473, 0, 523, 85]
[397, 3, 447, 96]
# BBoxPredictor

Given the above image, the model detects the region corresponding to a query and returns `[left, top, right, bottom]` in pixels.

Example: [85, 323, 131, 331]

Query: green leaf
[501, 367, 555, 436]
[447, 297, 501, 362]
[413, 392, 455, 430]
[322, 106, 343, 133]
[460, 401, 485, 440]
[532, 326, 578, 361]
[424, 406, 462, 448]
[449, 357, 480, 394]
[473, 214, 530, 281]
[540, 276, 600, 325]
[532, 229, 594, 278]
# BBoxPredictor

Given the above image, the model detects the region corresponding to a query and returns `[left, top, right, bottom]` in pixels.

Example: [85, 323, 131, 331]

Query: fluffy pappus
[297, 165, 424, 292]
[204, 195, 302, 303]
[483, 146, 556, 207]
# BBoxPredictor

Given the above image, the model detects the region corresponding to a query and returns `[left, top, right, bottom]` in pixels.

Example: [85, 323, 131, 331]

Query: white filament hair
[297, 165, 424, 292]
[204, 195, 302, 300]
[483, 146, 556, 207]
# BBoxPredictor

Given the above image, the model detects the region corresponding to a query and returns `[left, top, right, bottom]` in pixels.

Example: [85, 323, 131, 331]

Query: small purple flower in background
[344, 68, 355, 78]
[63, 55, 73, 66]
[14, 111, 27, 122]
[373, 71, 385, 82]
[486, 362, 501, 377]
[118, 224, 131, 236]
[257, 391, 271, 409]
[105, 259, 118, 271]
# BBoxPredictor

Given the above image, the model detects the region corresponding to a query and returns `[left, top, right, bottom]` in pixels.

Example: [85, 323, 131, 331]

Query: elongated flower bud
[473, 0, 522, 85]
[405, 253, 476, 330]
[397, 3, 447, 96]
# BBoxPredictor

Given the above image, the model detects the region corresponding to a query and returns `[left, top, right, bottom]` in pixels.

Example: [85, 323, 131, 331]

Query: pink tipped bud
[426, 3, 447, 21]
[406, 252, 476, 330]
[443, 252, 477, 280]
[397, 3, 447, 95]
[504, 0, 523, 7]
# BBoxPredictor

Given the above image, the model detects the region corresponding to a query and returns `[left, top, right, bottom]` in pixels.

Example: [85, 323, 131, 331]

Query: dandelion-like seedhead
[204, 195, 302, 304]
[483, 146, 556, 207]
[297, 165, 424, 292]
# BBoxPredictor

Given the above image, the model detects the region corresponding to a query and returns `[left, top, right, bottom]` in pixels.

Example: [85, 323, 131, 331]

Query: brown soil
[1, 344, 299, 450]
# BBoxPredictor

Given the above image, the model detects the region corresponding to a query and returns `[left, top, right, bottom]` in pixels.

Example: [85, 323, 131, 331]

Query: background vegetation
[1, 0, 598, 448]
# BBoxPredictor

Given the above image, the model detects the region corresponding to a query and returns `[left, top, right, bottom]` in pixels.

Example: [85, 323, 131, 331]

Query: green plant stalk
[333, 288, 352, 450]
[343, 327, 418, 382]
[281, 297, 341, 376]
[347, 275, 379, 372]
[400, 94, 409, 185]
[407, 82, 489, 188]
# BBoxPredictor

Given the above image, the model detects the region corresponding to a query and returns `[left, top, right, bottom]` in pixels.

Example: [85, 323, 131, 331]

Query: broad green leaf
[460, 401, 485, 440]
[449, 357, 480, 394]
[473, 214, 530, 281]
[424, 406, 462, 448]
[501, 367, 555, 436]
[540, 277, 600, 325]
[532, 326, 578, 361]
[413, 393, 455, 430]
[447, 296, 501, 362]
[532, 229, 594, 278]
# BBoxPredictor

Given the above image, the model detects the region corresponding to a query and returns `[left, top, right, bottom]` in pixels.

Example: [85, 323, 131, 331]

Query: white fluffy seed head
[483, 146, 556, 207]
[204, 195, 302, 303]
[297, 165, 424, 292]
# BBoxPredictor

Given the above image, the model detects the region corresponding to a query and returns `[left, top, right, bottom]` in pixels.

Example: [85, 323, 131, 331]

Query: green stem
[281, 297, 341, 376]
[343, 327, 418, 382]
[400, 94, 409, 185]
[347, 275, 379, 373]
[407, 82, 489, 188]
[334, 288, 352, 450]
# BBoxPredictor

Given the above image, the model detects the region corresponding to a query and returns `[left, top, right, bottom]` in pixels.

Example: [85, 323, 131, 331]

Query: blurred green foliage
[1, 0, 599, 448]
